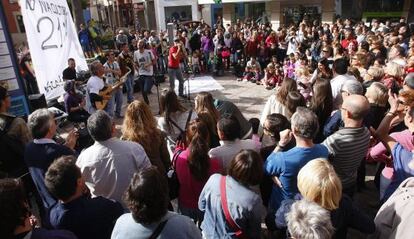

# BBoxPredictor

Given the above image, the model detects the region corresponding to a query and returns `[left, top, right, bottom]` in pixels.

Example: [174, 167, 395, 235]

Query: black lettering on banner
[37, 16, 58, 50]
[26, 0, 36, 11]
[43, 75, 64, 93]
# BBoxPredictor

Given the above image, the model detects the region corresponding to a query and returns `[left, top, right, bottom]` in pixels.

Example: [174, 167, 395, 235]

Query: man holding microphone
[168, 37, 185, 98]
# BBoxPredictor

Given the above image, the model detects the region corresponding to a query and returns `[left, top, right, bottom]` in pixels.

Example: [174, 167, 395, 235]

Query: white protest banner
[19, 0, 88, 100]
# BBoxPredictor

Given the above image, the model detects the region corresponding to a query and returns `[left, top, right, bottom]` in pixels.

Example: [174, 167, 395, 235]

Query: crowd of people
[1, 15, 414, 239]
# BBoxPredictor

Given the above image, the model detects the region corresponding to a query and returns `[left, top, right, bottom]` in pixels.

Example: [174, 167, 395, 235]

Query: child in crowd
[296, 66, 312, 100]
[234, 54, 246, 80]
[241, 65, 258, 82]
[258, 40, 269, 70]
[268, 43, 278, 60]
[283, 54, 296, 79]
[191, 51, 201, 74]
[261, 63, 282, 89]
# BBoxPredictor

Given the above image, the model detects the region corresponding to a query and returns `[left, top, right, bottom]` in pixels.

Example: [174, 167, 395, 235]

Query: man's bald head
[343, 95, 370, 121]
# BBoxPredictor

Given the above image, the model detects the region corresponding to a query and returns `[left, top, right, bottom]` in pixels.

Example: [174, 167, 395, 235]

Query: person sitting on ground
[261, 63, 282, 89]
[111, 167, 202, 239]
[45, 155, 123, 239]
[209, 116, 258, 171]
[199, 150, 263, 239]
[63, 80, 90, 124]
[264, 107, 329, 229]
[322, 95, 371, 197]
[25, 109, 78, 226]
[0, 178, 77, 239]
[175, 119, 221, 225]
[286, 199, 334, 239]
[122, 101, 170, 175]
[76, 110, 151, 207]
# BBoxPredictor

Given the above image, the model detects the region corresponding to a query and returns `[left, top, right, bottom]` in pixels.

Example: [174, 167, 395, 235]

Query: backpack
[0, 115, 27, 178]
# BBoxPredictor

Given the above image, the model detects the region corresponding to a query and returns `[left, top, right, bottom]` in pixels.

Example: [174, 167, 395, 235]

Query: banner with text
[19, 0, 88, 100]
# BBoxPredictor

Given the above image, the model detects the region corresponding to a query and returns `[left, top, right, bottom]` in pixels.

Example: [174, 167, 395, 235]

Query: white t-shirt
[133, 49, 154, 76]
[103, 61, 120, 85]
[87, 75, 105, 95]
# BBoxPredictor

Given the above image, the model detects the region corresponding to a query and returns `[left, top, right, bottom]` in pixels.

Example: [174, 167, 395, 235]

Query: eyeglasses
[397, 100, 407, 105]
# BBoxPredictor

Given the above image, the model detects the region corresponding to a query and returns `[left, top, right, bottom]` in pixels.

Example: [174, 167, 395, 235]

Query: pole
[144, 0, 150, 29]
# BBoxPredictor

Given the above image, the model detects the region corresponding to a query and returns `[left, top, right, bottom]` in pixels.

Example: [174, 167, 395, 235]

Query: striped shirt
[322, 127, 370, 189]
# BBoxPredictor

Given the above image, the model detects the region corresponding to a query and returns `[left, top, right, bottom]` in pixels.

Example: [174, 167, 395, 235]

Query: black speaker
[28, 94, 47, 112]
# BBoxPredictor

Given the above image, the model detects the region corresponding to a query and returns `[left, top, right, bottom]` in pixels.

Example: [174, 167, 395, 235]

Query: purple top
[201, 36, 214, 53]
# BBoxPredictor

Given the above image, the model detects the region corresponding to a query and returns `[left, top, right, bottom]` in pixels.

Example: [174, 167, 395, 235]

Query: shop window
[365, 0, 404, 12]
[165, 6, 192, 24]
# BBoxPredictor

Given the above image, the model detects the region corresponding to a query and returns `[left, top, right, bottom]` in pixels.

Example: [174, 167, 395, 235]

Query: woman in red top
[265, 31, 278, 48]
[175, 119, 221, 226]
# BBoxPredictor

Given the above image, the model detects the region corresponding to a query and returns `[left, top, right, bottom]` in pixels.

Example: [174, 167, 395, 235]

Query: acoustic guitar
[95, 67, 131, 110]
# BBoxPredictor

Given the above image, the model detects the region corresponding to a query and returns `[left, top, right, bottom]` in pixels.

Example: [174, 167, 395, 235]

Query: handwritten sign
[19, 0, 88, 100]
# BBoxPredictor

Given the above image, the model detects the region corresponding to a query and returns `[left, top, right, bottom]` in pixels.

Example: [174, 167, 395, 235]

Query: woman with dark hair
[0, 178, 77, 239]
[175, 119, 221, 225]
[122, 100, 170, 175]
[199, 150, 263, 239]
[111, 167, 202, 239]
[260, 77, 298, 124]
[310, 58, 333, 82]
[285, 91, 306, 118]
[196, 111, 220, 148]
[158, 90, 196, 155]
[309, 78, 334, 143]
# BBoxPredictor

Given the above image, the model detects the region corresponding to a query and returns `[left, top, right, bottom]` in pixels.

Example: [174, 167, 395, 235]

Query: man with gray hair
[287, 200, 334, 239]
[86, 61, 111, 114]
[323, 95, 370, 197]
[323, 80, 364, 138]
[24, 108, 78, 225]
[264, 107, 329, 227]
[76, 110, 151, 207]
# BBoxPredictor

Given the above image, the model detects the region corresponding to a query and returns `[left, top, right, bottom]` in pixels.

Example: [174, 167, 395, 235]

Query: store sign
[19, 0, 88, 100]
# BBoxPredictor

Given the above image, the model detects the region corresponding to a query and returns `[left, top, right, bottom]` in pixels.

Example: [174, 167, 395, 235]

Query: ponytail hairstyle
[186, 119, 210, 181]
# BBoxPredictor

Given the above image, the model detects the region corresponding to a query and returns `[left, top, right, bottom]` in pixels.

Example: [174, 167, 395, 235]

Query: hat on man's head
[404, 73, 414, 90]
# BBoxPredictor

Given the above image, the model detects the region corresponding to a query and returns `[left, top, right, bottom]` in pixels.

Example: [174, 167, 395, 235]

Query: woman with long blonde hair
[195, 92, 220, 123]
[122, 100, 170, 174]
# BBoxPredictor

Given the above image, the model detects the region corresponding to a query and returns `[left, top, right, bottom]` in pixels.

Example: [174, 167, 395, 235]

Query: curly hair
[124, 167, 169, 224]
[0, 179, 30, 239]
[122, 100, 161, 156]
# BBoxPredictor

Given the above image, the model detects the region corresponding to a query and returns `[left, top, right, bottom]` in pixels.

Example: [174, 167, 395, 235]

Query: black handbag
[167, 149, 182, 200]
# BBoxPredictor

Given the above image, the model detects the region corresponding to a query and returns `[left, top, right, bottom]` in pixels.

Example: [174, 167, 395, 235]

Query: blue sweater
[264, 144, 329, 211]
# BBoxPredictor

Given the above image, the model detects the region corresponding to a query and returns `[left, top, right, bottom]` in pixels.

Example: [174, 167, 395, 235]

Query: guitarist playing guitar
[87, 61, 130, 114]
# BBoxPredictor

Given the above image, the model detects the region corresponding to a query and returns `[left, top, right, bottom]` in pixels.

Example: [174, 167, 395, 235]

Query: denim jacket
[199, 174, 263, 239]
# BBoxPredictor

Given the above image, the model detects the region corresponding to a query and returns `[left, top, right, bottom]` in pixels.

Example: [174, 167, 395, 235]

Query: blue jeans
[106, 88, 123, 117]
[168, 68, 184, 96]
[124, 73, 134, 103]
[138, 75, 153, 104]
